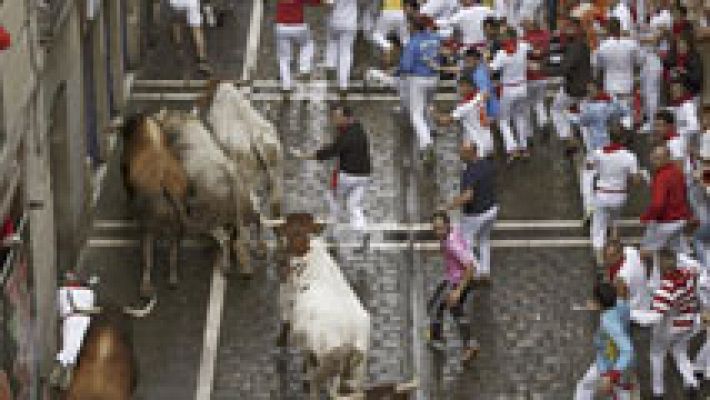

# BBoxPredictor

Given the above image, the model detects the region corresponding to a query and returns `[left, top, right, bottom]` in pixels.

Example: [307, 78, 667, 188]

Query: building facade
[0, 0, 141, 394]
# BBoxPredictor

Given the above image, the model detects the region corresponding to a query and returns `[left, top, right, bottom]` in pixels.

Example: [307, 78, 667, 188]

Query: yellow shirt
[382, 0, 403, 11]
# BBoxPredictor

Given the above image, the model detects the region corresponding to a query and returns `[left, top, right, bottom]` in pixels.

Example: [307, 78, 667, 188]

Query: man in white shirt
[608, 0, 634, 34]
[603, 240, 650, 323]
[326, 0, 358, 91]
[592, 17, 642, 129]
[489, 27, 533, 161]
[371, 0, 410, 56]
[638, 32, 663, 133]
[434, 76, 494, 157]
[435, 0, 494, 48]
[419, 0, 458, 37]
[169, 0, 212, 75]
[49, 271, 97, 389]
[588, 125, 643, 259]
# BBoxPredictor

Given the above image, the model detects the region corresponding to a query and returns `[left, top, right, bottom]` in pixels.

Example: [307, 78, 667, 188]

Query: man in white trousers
[434, 76, 494, 157]
[440, 140, 498, 281]
[418, 0, 458, 37]
[638, 33, 663, 133]
[326, 0, 358, 91]
[588, 126, 643, 264]
[592, 17, 642, 129]
[489, 27, 533, 161]
[399, 14, 441, 162]
[168, 0, 212, 75]
[49, 271, 97, 389]
[275, 0, 321, 91]
[293, 104, 373, 252]
[434, 0, 495, 49]
[371, 0, 409, 60]
[634, 249, 701, 400]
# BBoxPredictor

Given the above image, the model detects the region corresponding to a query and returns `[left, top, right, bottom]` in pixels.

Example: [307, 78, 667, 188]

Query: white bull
[277, 214, 370, 399]
[155, 109, 255, 275]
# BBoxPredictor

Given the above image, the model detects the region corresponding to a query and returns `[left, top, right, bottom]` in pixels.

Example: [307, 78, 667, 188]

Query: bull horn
[123, 296, 157, 318]
[74, 306, 103, 316]
[395, 378, 419, 393]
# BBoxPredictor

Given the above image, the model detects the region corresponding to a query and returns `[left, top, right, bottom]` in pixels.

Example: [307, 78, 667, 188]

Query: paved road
[76, 1, 710, 399]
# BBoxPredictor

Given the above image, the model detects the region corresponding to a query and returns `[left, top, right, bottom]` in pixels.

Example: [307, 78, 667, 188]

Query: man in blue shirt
[462, 48, 500, 125]
[574, 282, 635, 400]
[399, 14, 441, 163]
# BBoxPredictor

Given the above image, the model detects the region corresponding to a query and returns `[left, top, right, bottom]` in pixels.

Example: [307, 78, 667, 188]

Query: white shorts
[170, 0, 202, 27]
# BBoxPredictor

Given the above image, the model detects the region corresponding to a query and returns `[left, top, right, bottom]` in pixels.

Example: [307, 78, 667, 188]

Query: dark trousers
[427, 280, 473, 347]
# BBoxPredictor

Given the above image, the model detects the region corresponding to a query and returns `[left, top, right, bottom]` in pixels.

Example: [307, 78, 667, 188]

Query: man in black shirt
[441, 140, 498, 281]
[550, 17, 592, 154]
[293, 104, 373, 252]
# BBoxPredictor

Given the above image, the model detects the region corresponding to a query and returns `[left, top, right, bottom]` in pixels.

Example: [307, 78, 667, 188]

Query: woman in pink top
[429, 211, 478, 363]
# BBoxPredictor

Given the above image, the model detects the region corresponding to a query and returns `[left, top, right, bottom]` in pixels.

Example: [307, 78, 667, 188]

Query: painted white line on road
[194, 261, 227, 400]
[86, 237, 644, 249]
[132, 77, 567, 90]
[93, 218, 644, 231]
[241, 0, 263, 81]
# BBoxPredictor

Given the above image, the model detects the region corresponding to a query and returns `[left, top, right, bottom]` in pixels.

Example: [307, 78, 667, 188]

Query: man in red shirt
[640, 145, 693, 279]
[276, 0, 322, 91]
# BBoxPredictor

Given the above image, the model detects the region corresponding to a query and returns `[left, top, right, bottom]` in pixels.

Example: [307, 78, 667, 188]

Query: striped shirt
[651, 268, 698, 334]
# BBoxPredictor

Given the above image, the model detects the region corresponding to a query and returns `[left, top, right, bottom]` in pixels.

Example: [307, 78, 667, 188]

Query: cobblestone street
[73, 1, 710, 399]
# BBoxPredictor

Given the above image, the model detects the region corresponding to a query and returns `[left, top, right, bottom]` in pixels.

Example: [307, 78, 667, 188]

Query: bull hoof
[140, 284, 155, 300]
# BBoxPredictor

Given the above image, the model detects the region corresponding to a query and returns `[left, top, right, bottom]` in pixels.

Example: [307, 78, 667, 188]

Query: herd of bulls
[55, 81, 416, 399]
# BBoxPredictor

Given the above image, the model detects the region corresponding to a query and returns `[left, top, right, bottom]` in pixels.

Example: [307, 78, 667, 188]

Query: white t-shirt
[58, 287, 96, 318]
[329, 0, 358, 30]
[593, 37, 641, 95]
[591, 147, 640, 191]
[489, 42, 532, 85]
[608, 2, 633, 33]
[617, 247, 650, 315]
[437, 5, 494, 45]
[666, 135, 686, 161]
[649, 9, 673, 33]
[419, 0, 458, 20]
[673, 101, 701, 139]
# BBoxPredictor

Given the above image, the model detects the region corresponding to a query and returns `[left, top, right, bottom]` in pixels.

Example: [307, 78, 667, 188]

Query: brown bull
[121, 114, 190, 297]
[60, 305, 148, 400]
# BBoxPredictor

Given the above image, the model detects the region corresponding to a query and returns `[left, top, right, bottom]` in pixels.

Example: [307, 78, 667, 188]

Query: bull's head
[273, 213, 325, 258]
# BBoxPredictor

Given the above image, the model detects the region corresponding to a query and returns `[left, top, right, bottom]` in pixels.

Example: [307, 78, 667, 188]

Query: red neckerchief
[670, 94, 694, 107]
[663, 128, 680, 141]
[592, 92, 613, 102]
[603, 142, 625, 153]
[459, 90, 479, 105]
[676, 52, 688, 69]
[330, 125, 349, 190]
[502, 39, 518, 54]
[1, 217, 13, 240]
[607, 257, 625, 281]
[63, 282, 86, 289]
[673, 20, 689, 36]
